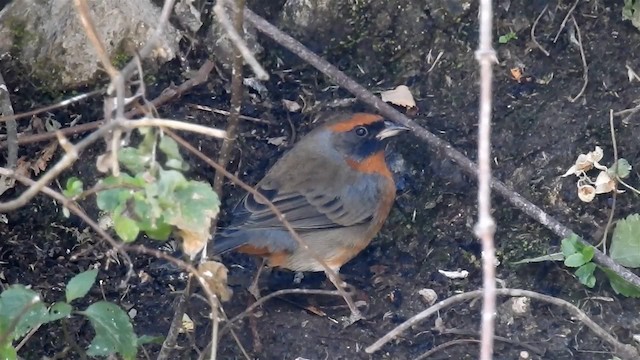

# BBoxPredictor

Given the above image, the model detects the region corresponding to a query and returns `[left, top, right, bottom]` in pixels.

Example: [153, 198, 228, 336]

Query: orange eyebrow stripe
[329, 113, 383, 132]
[345, 151, 392, 177]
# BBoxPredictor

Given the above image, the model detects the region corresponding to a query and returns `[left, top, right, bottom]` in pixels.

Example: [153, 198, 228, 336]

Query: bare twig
[213, 0, 246, 203]
[414, 339, 480, 359]
[613, 103, 640, 117]
[188, 105, 273, 125]
[124, 118, 227, 138]
[475, 0, 497, 358]
[165, 130, 364, 323]
[553, 0, 581, 43]
[365, 288, 639, 359]
[0, 61, 215, 149]
[0, 90, 103, 124]
[72, 0, 118, 78]
[120, 0, 177, 78]
[0, 124, 115, 212]
[530, 4, 550, 56]
[157, 276, 193, 360]
[568, 15, 588, 103]
[242, 7, 640, 289]
[213, 0, 268, 80]
[426, 50, 444, 73]
[438, 328, 545, 355]
[598, 110, 618, 253]
[0, 72, 17, 169]
[226, 289, 342, 330]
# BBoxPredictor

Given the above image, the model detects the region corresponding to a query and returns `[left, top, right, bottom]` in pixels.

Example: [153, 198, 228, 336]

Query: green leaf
[138, 220, 173, 241]
[498, 32, 517, 44]
[63, 177, 84, 198]
[47, 302, 72, 322]
[96, 175, 137, 212]
[113, 214, 140, 242]
[66, 269, 98, 302]
[165, 158, 186, 170]
[0, 343, 17, 360]
[137, 335, 164, 346]
[164, 180, 220, 231]
[579, 245, 595, 263]
[118, 147, 149, 174]
[561, 235, 580, 257]
[610, 214, 640, 268]
[0, 285, 47, 340]
[608, 158, 632, 179]
[601, 267, 640, 297]
[511, 252, 564, 265]
[81, 301, 137, 360]
[159, 136, 188, 171]
[564, 253, 588, 268]
[575, 263, 597, 288]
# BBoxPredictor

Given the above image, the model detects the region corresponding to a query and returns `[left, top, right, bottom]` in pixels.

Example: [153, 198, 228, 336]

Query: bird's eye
[355, 126, 368, 137]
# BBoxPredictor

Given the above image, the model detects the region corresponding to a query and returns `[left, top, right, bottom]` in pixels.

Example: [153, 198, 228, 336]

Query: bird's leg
[248, 258, 267, 299]
[324, 269, 365, 326]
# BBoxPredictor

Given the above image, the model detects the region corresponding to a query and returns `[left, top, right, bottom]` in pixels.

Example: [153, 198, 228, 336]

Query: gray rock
[0, 0, 181, 88]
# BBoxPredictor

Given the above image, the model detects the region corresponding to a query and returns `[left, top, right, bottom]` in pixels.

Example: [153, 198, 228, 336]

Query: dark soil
[2, 0, 640, 359]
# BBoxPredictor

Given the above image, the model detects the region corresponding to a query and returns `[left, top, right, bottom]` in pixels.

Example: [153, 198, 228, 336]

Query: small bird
[212, 112, 408, 274]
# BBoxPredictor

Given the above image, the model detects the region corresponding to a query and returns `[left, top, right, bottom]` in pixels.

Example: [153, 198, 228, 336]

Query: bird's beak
[376, 121, 410, 140]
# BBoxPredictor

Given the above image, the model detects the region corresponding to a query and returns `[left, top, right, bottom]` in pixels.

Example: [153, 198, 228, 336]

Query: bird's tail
[209, 231, 248, 256]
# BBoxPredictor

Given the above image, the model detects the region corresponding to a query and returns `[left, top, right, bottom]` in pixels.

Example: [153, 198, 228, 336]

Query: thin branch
[553, 0, 581, 43]
[124, 118, 227, 138]
[365, 288, 639, 359]
[0, 61, 215, 149]
[475, 0, 497, 357]
[221, 288, 343, 334]
[212, 0, 246, 199]
[188, 105, 274, 125]
[157, 276, 193, 360]
[414, 339, 480, 359]
[213, 0, 268, 80]
[530, 4, 550, 56]
[242, 7, 640, 289]
[121, 0, 177, 78]
[0, 90, 103, 124]
[72, 0, 118, 78]
[0, 72, 17, 169]
[0, 124, 116, 212]
[598, 110, 618, 253]
[568, 15, 588, 103]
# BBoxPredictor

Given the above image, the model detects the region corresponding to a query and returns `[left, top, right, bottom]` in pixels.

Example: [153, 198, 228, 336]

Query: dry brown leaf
[31, 141, 58, 175]
[562, 146, 605, 177]
[380, 85, 417, 109]
[14, 156, 32, 178]
[198, 260, 233, 302]
[282, 99, 301, 112]
[177, 227, 208, 258]
[577, 183, 596, 202]
[595, 170, 616, 194]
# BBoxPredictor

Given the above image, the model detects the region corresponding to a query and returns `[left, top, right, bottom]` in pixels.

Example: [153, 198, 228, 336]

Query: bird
[211, 112, 409, 277]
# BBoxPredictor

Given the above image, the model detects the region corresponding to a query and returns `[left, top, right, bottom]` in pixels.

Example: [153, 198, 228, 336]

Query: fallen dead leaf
[282, 99, 301, 112]
[198, 260, 233, 302]
[381, 85, 417, 110]
[31, 141, 58, 175]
